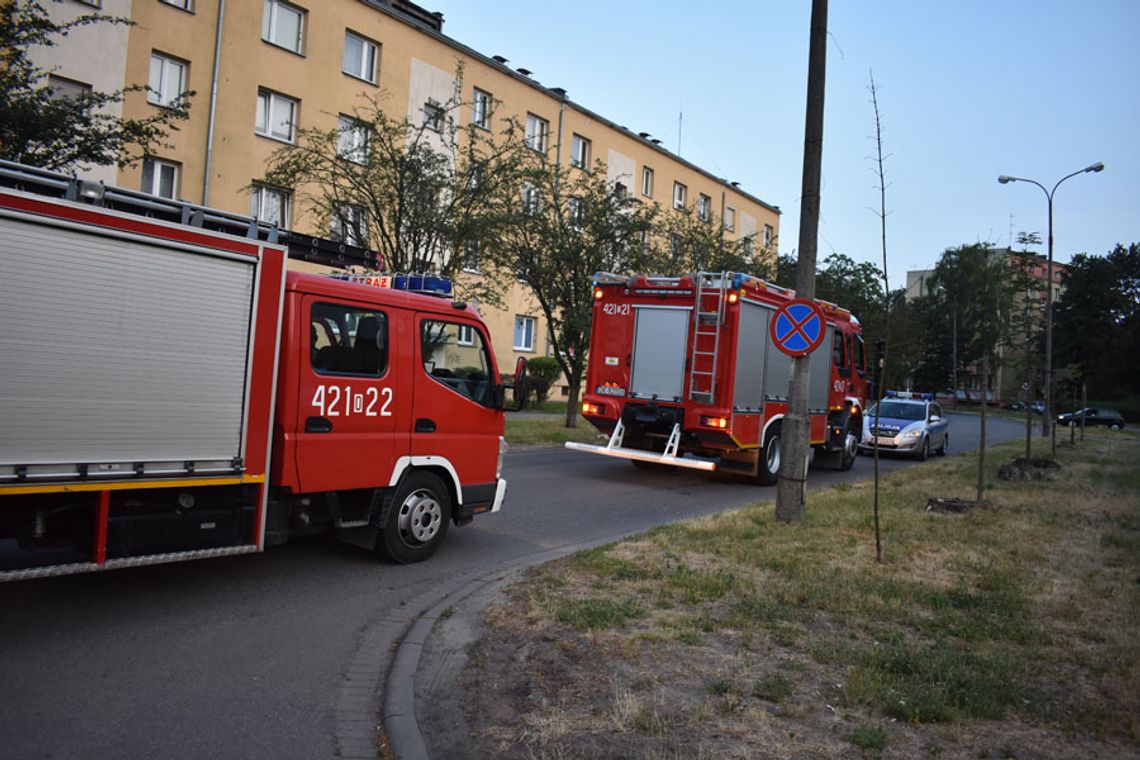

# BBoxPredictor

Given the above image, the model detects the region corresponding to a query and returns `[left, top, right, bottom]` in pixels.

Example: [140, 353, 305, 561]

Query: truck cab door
[412, 316, 502, 499]
[294, 296, 410, 493]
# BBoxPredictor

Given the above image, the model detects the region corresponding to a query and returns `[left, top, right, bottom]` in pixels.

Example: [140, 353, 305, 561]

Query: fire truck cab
[568, 271, 867, 484]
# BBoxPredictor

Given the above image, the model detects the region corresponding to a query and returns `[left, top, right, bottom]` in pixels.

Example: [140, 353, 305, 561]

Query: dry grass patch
[462, 430, 1140, 759]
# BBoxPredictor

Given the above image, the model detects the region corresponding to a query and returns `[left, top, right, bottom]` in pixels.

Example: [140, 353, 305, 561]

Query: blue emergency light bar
[329, 272, 453, 297]
[885, 390, 935, 400]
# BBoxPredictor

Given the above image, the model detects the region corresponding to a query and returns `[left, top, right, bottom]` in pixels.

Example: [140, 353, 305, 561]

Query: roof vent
[492, 55, 508, 64]
[650, 138, 662, 145]
[549, 87, 567, 98]
[517, 67, 532, 77]
[638, 132, 650, 139]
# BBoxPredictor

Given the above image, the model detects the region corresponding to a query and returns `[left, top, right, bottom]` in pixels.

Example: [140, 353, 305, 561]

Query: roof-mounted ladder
[687, 271, 730, 403]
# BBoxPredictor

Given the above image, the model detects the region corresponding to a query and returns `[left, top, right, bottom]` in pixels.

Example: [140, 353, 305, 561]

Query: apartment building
[34, 0, 781, 374]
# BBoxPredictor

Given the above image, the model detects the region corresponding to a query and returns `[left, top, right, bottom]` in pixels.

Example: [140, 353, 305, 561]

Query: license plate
[876, 437, 895, 446]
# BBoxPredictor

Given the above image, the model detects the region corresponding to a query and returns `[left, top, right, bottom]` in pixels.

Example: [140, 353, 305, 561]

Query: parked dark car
[1030, 401, 1045, 415]
[1006, 401, 1027, 412]
[1056, 407, 1125, 430]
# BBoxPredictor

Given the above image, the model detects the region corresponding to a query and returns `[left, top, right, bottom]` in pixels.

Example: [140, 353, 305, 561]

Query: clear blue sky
[429, 1, 1138, 289]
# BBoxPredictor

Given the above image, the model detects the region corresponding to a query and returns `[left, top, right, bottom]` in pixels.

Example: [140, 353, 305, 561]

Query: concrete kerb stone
[382, 536, 638, 760]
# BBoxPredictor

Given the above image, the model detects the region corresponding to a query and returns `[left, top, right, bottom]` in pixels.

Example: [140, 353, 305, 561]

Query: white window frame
[521, 183, 541, 216]
[255, 89, 298, 143]
[141, 158, 179, 199]
[463, 239, 481, 273]
[525, 113, 548, 153]
[160, 0, 194, 10]
[570, 133, 590, 169]
[336, 115, 369, 163]
[148, 53, 186, 107]
[250, 184, 290, 228]
[642, 166, 654, 198]
[514, 315, 536, 352]
[673, 181, 687, 210]
[724, 206, 735, 231]
[342, 31, 378, 83]
[331, 203, 368, 247]
[763, 224, 774, 249]
[698, 193, 712, 222]
[422, 99, 443, 132]
[457, 324, 475, 347]
[472, 88, 491, 129]
[262, 0, 305, 54]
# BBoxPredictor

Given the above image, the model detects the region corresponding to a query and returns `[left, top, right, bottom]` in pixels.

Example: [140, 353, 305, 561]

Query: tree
[262, 86, 529, 305]
[928, 243, 1014, 500]
[656, 207, 762, 277]
[1054, 243, 1140, 400]
[0, 1, 192, 171]
[487, 157, 659, 427]
[524, 356, 561, 408]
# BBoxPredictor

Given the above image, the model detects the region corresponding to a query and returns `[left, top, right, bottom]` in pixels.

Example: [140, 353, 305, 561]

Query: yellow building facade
[44, 0, 781, 378]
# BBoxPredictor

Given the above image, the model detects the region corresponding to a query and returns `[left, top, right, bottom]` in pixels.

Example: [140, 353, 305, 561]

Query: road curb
[381, 538, 625, 760]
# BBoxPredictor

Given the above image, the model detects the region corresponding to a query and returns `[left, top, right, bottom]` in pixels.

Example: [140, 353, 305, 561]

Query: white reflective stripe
[387, 455, 464, 504]
[490, 478, 507, 513]
[762, 414, 785, 441]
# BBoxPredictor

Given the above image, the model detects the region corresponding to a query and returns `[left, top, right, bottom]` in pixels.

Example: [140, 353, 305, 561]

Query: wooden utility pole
[775, 0, 828, 522]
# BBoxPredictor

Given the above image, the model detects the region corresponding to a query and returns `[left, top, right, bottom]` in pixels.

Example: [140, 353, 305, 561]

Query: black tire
[756, 428, 780, 486]
[376, 471, 451, 564]
[837, 428, 858, 471]
[916, 436, 929, 461]
[1110, 422, 1123, 431]
[937, 433, 948, 456]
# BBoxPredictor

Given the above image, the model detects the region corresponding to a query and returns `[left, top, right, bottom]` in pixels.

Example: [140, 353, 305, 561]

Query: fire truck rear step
[564, 419, 717, 472]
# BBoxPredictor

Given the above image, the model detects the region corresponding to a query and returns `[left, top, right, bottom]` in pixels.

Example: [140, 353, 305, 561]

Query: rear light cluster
[700, 415, 728, 429]
[582, 402, 604, 416]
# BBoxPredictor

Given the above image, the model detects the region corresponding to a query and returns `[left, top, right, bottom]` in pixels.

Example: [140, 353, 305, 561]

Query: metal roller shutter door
[0, 213, 255, 466]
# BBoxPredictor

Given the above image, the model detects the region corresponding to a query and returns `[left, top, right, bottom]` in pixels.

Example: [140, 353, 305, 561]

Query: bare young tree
[868, 70, 890, 562]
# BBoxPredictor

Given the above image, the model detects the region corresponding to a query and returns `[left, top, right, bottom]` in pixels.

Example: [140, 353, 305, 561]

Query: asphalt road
[0, 413, 1024, 760]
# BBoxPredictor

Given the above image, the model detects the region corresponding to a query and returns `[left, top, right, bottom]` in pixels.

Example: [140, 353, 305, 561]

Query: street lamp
[997, 162, 1105, 448]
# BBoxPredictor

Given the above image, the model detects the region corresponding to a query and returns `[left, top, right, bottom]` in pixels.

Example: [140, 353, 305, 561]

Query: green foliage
[752, 673, 794, 703]
[0, 1, 192, 171]
[849, 725, 888, 753]
[1054, 243, 1140, 400]
[555, 596, 643, 631]
[262, 78, 529, 307]
[485, 154, 660, 425]
[524, 356, 561, 407]
[654, 207, 765, 278]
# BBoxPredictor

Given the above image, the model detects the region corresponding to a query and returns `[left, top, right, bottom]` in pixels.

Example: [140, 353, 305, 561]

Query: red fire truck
[0, 161, 525, 581]
[567, 271, 867, 483]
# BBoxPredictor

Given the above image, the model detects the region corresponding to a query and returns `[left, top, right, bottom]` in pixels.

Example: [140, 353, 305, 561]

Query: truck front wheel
[377, 472, 451, 564]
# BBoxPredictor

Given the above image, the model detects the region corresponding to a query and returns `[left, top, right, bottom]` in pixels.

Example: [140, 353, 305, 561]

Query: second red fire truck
[568, 271, 867, 483]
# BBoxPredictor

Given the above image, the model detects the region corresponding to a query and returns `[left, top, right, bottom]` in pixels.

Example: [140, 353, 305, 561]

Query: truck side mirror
[506, 356, 528, 412]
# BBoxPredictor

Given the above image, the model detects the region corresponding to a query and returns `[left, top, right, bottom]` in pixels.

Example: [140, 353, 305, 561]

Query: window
[613, 181, 627, 199]
[46, 75, 91, 108]
[673, 181, 687, 210]
[521, 183, 540, 215]
[641, 166, 654, 198]
[141, 158, 179, 199]
[262, 0, 304, 54]
[342, 31, 378, 83]
[853, 334, 866, 375]
[567, 197, 583, 228]
[832, 329, 848, 369]
[331, 203, 367, 246]
[471, 88, 491, 129]
[525, 113, 548, 152]
[336, 115, 368, 163]
[571, 133, 590, 169]
[160, 0, 193, 10]
[514, 315, 536, 352]
[463, 239, 481, 273]
[421, 320, 495, 406]
[670, 233, 683, 261]
[422, 99, 442, 131]
[310, 302, 387, 377]
[466, 164, 484, 192]
[763, 224, 774, 249]
[250, 183, 290, 227]
[724, 206, 735, 231]
[148, 53, 186, 107]
[697, 193, 712, 222]
[255, 89, 297, 143]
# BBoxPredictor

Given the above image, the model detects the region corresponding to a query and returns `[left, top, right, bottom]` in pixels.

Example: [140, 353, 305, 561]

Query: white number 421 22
[311, 385, 393, 417]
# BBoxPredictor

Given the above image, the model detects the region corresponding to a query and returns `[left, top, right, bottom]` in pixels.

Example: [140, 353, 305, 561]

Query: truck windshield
[421, 319, 494, 406]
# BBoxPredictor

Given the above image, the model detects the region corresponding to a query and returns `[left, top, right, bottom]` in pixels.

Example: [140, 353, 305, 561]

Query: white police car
[860, 391, 949, 460]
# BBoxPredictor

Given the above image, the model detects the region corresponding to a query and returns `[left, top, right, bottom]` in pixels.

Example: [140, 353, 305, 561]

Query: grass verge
[505, 414, 599, 447]
[471, 429, 1140, 759]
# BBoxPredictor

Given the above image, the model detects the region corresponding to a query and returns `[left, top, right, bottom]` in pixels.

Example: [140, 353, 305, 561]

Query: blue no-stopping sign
[770, 299, 826, 357]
